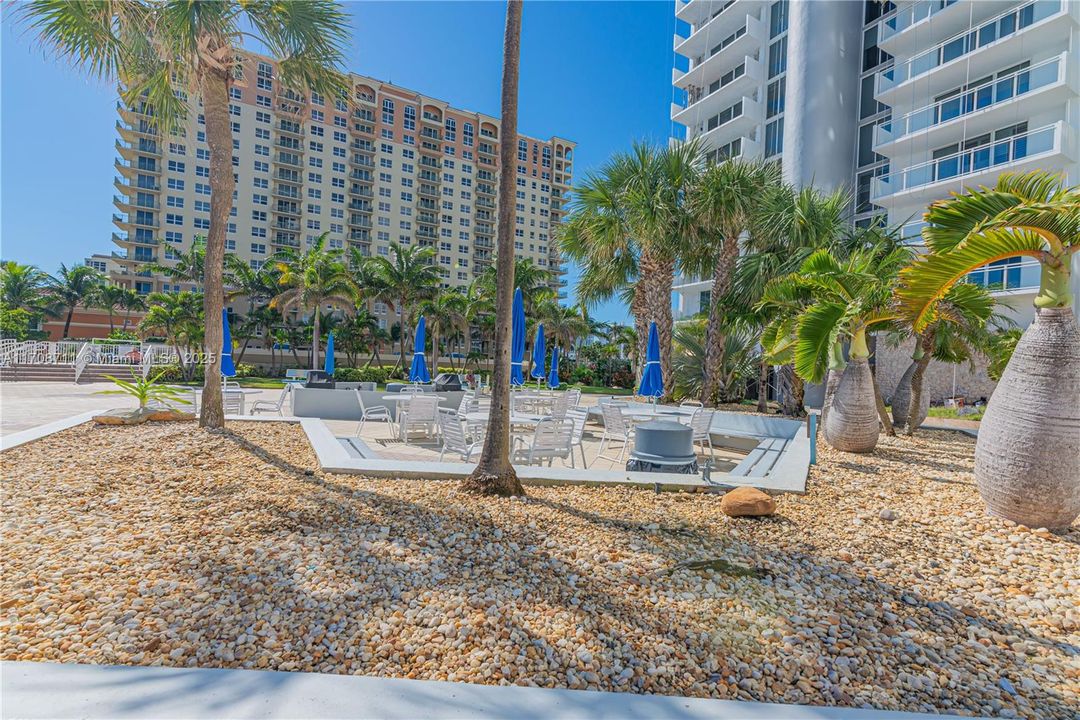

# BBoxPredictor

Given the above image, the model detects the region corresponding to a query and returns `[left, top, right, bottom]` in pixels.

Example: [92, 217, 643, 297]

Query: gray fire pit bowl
[627, 420, 699, 474]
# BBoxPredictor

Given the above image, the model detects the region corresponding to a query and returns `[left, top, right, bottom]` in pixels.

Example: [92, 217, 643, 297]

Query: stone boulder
[93, 407, 156, 426]
[721, 487, 776, 517]
[146, 408, 195, 422]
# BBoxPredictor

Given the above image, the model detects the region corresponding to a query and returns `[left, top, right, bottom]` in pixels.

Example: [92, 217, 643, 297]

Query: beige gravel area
[1, 420, 1077, 718]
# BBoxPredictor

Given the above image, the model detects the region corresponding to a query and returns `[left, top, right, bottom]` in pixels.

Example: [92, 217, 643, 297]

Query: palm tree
[420, 290, 468, 374]
[118, 288, 146, 330]
[897, 170, 1080, 529]
[152, 238, 207, 289]
[672, 316, 759, 403]
[140, 291, 203, 380]
[1, 261, 49, 313]
[561, 141, 703, 399]
[476, 256, 553, 314]
[538, 301, 589, 351]
[463, 0, 526, 497]
[271, 234, 353, 371]
[45, 264, 103, 338]
[92, 284, 129, 333]
[890, 282, 996, 434]
[18, 0, 348, 427]
[685, 158, 782, 405]
[762, 245, 909, 452]
[226, 256, 276, 314]
[368, 240, 440, 373]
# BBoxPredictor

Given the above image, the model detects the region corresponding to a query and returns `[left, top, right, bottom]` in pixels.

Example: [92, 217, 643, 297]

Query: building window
[765, 118, 784, 157]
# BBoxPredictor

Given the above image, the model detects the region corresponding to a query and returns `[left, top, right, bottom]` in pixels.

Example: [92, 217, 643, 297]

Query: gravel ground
[1, 421, 1077, 718]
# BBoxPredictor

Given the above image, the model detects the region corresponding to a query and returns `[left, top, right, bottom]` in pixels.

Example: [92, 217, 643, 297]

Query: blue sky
[1, 1, 679, 323]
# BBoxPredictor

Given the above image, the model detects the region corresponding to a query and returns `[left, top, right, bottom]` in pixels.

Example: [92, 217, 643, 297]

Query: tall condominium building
[105, 50, 574, 326]
[670, 0, 1079, 331]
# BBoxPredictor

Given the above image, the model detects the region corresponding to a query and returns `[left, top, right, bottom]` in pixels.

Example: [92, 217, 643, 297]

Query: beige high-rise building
[106, 51, 575, 331]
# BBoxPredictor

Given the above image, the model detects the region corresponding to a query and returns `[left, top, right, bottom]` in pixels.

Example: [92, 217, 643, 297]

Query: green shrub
[571, 366, 595, 385]
[104, 329, 140, 342]
[234, 363, 258, 378]
[611, 368, 635, 389]
[334, 366, 391, 384]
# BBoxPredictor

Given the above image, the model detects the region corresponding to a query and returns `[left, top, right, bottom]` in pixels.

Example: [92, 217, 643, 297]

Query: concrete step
[0, 364, 133, 383]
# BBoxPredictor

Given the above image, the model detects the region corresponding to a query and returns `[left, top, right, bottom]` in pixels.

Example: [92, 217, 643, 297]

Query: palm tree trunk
[756, 359, 769, 413]
[237, 338, 250, 364]
[700, 234, 739, 406]
[430, 330, 439, 378]
[871, 368, 894, 436]
[637, 251, 675, 399]
[107, 309, 115, 333]
[198, 66, 235, 430]
[463, 0, 525, 497]
[778, 365, 804, 416]
[399, 299, 407, 375]
[894, 333, 934, 434]
[311, 310, 321, 371]
[123, 309, 131, 330]
[63, 307, 74, 338]
[975, 306, 1080, 529]
[824, 357, 879, 453]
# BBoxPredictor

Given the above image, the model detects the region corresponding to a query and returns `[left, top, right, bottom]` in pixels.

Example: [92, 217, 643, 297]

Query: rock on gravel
[1, 421, 1077, 719]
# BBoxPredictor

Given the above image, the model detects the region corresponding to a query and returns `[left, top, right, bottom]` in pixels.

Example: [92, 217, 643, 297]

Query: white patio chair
[551, 392, 572, 420]
[401, 383, 426, 394]
[596, 402, 633, 464]
[565, 388, 581, 408]
[512, 417, 574, 466]
[457, 391, 474, 415]
[680, 400, 703, 408]
[398, 394, 439, 444]
[249, 385, 292, 416]
[462, 394, 490, 442]
[437, 408, 481, 462]
[355, 388, 394, 437]
[565, 405, 590, 469]
[688, 407, 716, 458]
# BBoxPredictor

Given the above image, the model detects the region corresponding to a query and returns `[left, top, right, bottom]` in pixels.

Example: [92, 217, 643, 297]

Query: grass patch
[927, 406, 984, 422]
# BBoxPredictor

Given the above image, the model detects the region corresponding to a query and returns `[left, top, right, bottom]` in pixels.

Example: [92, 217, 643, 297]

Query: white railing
[73, 342, 93, 383]
[0, 340, 178, 383]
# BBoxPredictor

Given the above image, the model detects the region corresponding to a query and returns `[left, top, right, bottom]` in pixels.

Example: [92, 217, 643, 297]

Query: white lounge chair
[597, 402, 633, 464]
[512, 417, 574, 466]
[398, 394, 439, 444]
[680, 400, 703, 409]
[222, 389, 244, 416]
[688, 407, 716, 458]
[355, 389, 393, 437]
[437, 408, 481, 461]
[250, 385, 292, 416]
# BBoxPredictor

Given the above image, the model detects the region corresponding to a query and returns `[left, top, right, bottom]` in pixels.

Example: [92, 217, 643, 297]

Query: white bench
[729, 437, 789, 477]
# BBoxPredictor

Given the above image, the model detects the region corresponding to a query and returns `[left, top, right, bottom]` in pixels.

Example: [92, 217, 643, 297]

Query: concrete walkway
[0, 382, 279, 436]
[0, 662, 971, 720]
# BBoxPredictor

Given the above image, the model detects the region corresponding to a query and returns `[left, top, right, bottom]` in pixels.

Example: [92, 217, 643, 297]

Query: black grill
[434, 373, 463, 392]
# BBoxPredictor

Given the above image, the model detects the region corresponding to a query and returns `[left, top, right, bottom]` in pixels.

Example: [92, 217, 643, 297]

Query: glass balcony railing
[876, 56, 1061, 147]
[879, 0, 959, 43]
[965, 258, 1041, 292]
[872, 124, 1057, 199]
[877, 0, 1059, 94]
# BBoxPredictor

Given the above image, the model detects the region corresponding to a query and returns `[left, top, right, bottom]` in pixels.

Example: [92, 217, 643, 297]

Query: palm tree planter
[898, 171, 1080, 529]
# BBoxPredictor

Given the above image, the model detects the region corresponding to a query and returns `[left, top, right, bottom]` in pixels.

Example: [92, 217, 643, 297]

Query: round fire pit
[626, 419, 699, 474]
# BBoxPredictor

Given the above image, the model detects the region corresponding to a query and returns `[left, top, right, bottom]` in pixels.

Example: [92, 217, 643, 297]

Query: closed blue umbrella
[638, 321, 663, 398]
[531, 322, 546, 384]
[220, 309, 236, 378]
[548, 346, 560, 389]
[324, 332, 335, 377]
[510, 288, 525, 386]
[409, 316, 430, 383]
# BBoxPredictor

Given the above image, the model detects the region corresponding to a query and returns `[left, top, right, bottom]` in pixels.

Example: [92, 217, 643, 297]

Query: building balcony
[272, 186, 300, 201]
[875, 0, 1069, 104]
[419, 185, 439, 199]
[112, 213, 159, 230]
[417, 212, 438, 226]
[114, 138, 161, 163]
[349, 201, 373, 213]
[349, 185, 374, 198]
[273, 204, 301, 218]
[351, 140, 375, 154]
[274, 153, 303, 168]
[691, 95, 763, 147]
[115, 118, 158, 141]
[965, 258, 1043, 295]
[112, 232, 159, 247]
[674, 13, 764, 69]
[871, 122, 1074, 207]
[115, 175, 160, 194]
[275, 137, 304, 153]
[115, 158, 160, 177]
[874, 54, 1074, 156]
[349, 216, 373, 229]
[274, 169, 302, 184]
[351, 122, 375, 137]
[879, 0, 1008, 58]
[672, 55, 763, 126]
[352, 155, 375, 168]
[277, 121, 305, 137]
[113, 195, 159, 214]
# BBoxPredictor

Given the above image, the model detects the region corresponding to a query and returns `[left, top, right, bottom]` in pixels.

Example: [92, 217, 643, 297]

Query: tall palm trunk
[198, 64, 234, 429]
[756, 359, 769, 413]
[975, 306, 1080, 529]
[700, 235, 739, 406]
[311, 309, 321, 371]
[463, 0, 525, 497]
[894, 332, 934, 434]
[778, 365, 804, 416]
[123, 308, 132, 330]
[638, 250, 675, 398]
[107, 309, 115, 333]
[63, 306, 75, 338]
[871, 367, 895, 436]
[398, 297, 407, 375]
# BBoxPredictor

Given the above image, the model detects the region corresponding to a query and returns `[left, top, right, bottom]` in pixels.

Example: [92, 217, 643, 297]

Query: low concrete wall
[292, 388, 464, 421]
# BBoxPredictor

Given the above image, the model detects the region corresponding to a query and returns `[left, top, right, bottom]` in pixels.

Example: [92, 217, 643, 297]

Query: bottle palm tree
[92, 284, 129, 333]
[463, 0, 526, 497]
[271, 234, 353, 371]
[561, 141, 703, 399]
[684, 158, 782, 405]
[46, 264, 103, 338]
[18, 0, 348, 428]
[368, 240, 440, 374]
[762, 245, 909, 452]
[890, 282, 996, 434]
[897, 170, 1080, 529]
[419, 289, 468, 374]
